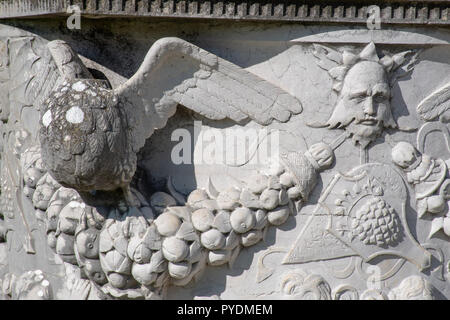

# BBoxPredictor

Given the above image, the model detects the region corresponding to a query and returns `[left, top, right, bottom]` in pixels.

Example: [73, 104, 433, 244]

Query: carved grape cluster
[351, 196, 402, 247]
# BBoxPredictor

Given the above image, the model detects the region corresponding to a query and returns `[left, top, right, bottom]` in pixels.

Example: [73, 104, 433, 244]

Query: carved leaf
[113, 236, 129, 256]
[176, 222, 198, 242]
[328, 66, 348, 81]
[312, 44, 343, 70]
[99, 229, 114, 253]
[443, 217, 450, 236]
[165, 206, 192, 222]
[417, 199, 428, 219]
[429, 217, 444, 239]
[389, 49, 421, 85]
[228, 245, 241, 269]
[142, 224, 162, 250]
[207, 177, 219, 199]
[147, 251, 167, 274]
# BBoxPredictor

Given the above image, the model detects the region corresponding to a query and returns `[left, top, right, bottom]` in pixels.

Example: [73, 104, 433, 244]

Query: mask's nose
[363, 96, 375, 116]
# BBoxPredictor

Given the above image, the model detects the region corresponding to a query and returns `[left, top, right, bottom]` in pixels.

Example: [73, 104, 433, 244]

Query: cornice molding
[0, 0, 449, 26]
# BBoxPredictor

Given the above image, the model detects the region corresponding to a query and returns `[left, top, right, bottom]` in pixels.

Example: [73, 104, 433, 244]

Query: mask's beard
[346, 120, 383, 149]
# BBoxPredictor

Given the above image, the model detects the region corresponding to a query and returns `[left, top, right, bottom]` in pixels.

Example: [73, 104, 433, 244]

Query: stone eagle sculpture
[39, 37, 303, 201]
[23, 37, 318, 298]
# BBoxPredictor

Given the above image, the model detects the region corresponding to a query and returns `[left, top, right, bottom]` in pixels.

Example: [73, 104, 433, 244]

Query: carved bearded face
[326, 61, 397, 147]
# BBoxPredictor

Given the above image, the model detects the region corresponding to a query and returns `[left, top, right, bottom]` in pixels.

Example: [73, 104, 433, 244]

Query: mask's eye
[373, 93, 388, 103]
[350, 94, 366, 103]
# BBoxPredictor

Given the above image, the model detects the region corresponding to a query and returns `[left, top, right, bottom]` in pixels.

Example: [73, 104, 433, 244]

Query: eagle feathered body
[39, 79, 136, 192]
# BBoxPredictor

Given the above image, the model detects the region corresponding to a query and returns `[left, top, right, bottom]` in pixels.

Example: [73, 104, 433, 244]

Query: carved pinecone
[351, 196, 402, 247]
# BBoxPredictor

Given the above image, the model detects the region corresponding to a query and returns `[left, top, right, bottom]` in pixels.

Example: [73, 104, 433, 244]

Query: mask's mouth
[358, 117, 379, 125]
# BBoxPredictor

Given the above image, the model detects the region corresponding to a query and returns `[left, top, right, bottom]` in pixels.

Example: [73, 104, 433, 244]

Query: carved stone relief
[0, 14, 449, 299]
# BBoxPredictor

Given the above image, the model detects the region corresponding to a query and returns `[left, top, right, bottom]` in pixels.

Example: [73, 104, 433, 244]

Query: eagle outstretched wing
[417, 82, 450, 122]
[115, 37, 303, 154]
[5, 37, 91, 117]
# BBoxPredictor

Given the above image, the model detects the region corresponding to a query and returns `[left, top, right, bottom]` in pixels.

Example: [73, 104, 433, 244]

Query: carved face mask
[327, 61, 397, 147]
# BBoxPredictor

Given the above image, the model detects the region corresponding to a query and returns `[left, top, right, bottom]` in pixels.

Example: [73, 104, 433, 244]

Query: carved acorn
[280, 143, 335, 203]
[279, 154, 316, 202]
